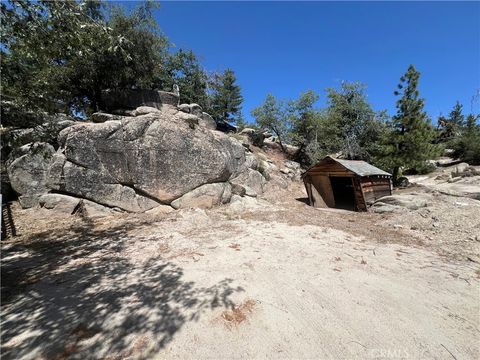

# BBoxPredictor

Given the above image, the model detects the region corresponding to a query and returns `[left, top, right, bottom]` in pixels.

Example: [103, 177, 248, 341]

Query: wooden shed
[302, 156, 392, 211]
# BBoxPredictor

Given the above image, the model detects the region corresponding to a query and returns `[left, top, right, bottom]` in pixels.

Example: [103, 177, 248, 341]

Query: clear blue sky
[124, 1, 480, 122]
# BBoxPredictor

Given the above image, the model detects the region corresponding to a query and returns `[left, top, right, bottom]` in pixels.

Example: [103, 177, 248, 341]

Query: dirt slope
[2, 177, 479, 360]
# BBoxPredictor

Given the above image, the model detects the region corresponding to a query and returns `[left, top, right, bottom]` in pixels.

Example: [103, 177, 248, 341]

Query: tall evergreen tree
[380, 65, 440, 182]
[448, 101, 466, 129]
[452, 114, 480, 164]
[209, 69, 243, 123]
[436, 101, 466, 143]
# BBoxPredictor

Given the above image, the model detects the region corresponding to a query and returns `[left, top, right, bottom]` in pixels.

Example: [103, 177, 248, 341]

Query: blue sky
[123, 1, 480, 122]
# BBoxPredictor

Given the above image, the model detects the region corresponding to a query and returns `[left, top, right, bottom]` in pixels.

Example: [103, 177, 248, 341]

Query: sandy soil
[1, 180, 479, 359]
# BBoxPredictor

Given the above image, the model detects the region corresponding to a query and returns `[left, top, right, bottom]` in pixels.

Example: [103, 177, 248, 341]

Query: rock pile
[237, 127, 299, 156]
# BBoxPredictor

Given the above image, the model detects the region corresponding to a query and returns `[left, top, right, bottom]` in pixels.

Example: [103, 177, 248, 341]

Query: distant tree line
[2, 1, 479, 184]
[251, 65, 480, 183]
[1, 0, 243, 126]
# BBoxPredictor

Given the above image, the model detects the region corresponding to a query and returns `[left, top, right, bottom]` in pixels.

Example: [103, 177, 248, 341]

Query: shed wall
[359, 177, 392, 205]
[310, 175, 335, 208]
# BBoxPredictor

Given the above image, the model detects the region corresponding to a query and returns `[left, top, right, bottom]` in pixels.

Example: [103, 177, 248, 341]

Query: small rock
[452, 162, 469, 176]
[230, 183, 247, 197]
[144, 205, 175, 215]
[239, 128, 256, 135]
[284, 160, 300, 170]
[230, 168, 266, 198]
[110, 109, 136, 116]
[434, 173, 451, 181]
[91, 112, 120, 123]
[177, 104, 190, 113]
[170, 183, 231, 210]
[133, 106, 162, 116]
[189, 103, 203, 117]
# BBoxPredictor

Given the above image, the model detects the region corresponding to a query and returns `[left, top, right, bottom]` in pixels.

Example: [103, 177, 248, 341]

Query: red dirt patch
[219, 299, 257, 329]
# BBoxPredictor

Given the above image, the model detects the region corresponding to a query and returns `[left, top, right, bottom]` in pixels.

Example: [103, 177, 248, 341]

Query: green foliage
[323, 82, 387, 162]
[285, 84, 387, 166]
[1, 1, 216, 125]
[159, 49, 209, 107]
[208, 69, 243, 122]
[287, 90, 320, 163]
[234, 112, 248, 131]
[251, 94, 290, 153]
[377, 65, 440, 182]
[1, 0, 110, 121]
[452, 114, 480, 164]
[436, 101, 465, 144]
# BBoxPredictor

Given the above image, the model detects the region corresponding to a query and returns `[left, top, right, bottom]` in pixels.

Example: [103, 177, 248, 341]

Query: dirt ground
[1, 175, 479, 359]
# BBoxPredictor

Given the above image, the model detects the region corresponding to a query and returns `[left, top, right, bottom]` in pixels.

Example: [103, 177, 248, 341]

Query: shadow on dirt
[1, 218, 243, 359]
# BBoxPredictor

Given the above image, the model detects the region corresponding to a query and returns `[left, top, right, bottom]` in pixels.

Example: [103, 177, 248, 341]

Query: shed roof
[305, 156, 392, 177]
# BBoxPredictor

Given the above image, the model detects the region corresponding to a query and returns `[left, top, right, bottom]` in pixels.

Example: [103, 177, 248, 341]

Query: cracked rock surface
[7, 105, 248, 212]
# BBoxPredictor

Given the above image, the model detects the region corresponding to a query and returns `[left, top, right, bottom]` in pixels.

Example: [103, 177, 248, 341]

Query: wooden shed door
[329, 177, 355, 211]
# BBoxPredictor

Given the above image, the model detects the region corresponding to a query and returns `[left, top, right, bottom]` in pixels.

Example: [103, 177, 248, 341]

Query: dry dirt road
[1, 185, 479, 359]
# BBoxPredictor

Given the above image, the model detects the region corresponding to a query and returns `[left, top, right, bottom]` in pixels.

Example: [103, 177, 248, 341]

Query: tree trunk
[392, 166, 400, 185]
[277, 136, 287, 154]
[272, 127, 287, 154]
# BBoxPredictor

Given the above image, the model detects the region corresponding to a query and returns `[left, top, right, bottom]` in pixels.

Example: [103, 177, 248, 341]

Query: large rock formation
[7, 103, 251, 213]
[7, 143, 56, 208]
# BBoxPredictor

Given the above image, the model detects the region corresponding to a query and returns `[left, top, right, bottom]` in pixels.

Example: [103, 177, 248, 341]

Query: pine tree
[452, 114, 480, 164]
[209, 69, 243, 122]
[436, 102, 465, 143]
[448, 101, 465, 129]
[383, 65, 440, 183]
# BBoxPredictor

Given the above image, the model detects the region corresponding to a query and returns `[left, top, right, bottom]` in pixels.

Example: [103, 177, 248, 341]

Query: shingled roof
[304, 156, 392, 177]
[332, 157, 391, 176]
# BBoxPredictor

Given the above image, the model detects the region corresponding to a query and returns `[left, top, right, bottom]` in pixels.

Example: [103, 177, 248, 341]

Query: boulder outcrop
[230, 168, 267, 197]
[7, 104, 253, 213]
[2, 114, 76, 149]
[170, 183, 232, 209]
[7, 143, 56, 208]
[56, 106, 245, 209]
[38, 193, 114, 218]
[372, 193, 430, 212]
